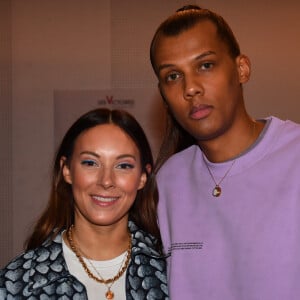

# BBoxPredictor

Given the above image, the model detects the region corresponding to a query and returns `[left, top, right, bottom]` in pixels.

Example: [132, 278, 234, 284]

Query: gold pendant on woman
[66, 225, 132, 300]
[105, 289, 114, 299]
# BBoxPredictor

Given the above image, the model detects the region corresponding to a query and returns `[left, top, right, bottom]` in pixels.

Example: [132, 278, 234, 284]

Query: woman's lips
[91, 195, 119, 206]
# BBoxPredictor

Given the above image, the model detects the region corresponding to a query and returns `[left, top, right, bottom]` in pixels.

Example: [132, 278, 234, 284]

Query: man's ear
[60, 156, 72, 184]
[236, 54, 251, 83]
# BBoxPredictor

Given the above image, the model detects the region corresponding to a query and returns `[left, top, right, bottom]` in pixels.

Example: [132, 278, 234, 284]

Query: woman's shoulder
[0, 249, 35, 296]
[0, 233, 64, 285]
[0, 232, 69, 298]
[1, 249, 35, 273]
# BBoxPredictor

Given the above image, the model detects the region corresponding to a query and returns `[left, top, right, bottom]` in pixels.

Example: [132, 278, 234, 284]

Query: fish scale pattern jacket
[0, 221, 169, 299]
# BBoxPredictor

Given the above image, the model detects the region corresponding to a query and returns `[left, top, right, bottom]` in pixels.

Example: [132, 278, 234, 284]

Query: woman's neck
[65, 220, 130, 260]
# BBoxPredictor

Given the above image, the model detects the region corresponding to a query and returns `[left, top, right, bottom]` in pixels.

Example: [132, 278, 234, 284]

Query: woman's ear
[138, 164, 151, 190]
[145, 163, 152, 175]
[236, 54, 251, 83]
[138, 172, 147, 190]
[60, 156, 72, 184]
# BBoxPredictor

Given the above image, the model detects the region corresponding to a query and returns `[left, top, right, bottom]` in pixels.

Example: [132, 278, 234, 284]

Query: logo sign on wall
[53, 89, 166, 158]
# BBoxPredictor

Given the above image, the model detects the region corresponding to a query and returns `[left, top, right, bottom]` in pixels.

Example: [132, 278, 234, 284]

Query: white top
[62, 234, 127, 300]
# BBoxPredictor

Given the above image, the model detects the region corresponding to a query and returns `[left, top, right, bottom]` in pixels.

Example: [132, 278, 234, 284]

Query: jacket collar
[128, 221, 162, 258]
[27, 232, 71, 292]
[28, 222, 162, 292]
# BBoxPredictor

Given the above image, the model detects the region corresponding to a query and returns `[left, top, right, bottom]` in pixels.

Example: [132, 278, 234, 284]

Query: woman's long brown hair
[25, 108, 162, 253]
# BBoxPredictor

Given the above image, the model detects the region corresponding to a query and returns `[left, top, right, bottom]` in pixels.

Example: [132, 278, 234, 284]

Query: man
[150, 5, 300, 300]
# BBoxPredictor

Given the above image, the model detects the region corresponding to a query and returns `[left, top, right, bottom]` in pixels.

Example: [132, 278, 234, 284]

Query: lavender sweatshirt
[157, 117, 300, 300]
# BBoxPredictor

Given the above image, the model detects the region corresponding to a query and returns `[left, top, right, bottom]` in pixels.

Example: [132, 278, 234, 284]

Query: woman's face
[62, 124, 146, 229]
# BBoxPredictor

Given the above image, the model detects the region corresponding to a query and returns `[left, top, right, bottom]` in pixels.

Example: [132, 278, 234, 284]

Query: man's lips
[189, 105, 212, 119]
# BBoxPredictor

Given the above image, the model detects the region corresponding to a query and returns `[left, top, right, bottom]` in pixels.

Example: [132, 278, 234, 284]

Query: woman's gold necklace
[66, 225, 132, 300]
[85, 253, 127, 299]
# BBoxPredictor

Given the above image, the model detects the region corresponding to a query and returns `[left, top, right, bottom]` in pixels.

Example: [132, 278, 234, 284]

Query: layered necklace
[202, 120, 257, 197]
[66, 225, 132, 299]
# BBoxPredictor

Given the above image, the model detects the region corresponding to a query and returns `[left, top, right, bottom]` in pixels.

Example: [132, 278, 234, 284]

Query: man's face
[153, 20, 249, 144]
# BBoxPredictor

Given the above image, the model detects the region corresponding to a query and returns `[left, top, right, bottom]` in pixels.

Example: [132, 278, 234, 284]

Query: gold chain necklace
[202, 120, 257, 197]
[202, 153, 236, 197]
[66, 225, 132, 300]
[85, 252, 127, 298]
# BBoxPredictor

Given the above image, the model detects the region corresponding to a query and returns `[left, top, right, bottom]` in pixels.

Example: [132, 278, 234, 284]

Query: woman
[0, 108, 168, 299]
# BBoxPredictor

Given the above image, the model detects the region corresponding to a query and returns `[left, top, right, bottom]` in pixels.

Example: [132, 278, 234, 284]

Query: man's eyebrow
[157, 51, 216, 73]
[194, 51, 216, 60]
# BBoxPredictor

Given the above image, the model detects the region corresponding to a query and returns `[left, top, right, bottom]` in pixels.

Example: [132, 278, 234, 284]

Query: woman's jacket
[0, 221, 169, 299]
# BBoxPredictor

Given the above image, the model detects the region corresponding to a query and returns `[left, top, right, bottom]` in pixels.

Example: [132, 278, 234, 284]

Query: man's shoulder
[269, 116, 300, 130]
[158, 145, 199, 176]
[269, 116, 300, 142]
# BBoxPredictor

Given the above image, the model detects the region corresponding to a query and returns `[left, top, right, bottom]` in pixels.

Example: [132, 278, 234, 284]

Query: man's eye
[166, 72, 180, 82]
[200, 62, 214, 70]
[81, 160, 97, 167]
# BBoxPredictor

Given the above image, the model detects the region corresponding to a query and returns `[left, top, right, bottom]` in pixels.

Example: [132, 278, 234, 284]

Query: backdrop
[1, 0, 299, 266]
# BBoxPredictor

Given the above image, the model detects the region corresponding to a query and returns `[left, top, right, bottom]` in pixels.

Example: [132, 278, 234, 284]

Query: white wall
[1, 0, 300, 267]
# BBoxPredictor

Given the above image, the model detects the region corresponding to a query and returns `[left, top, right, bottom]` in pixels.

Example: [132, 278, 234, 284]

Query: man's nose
[183, 74, 203, 100]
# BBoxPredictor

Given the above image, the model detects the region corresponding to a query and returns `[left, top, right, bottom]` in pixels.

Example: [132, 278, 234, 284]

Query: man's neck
[199, 118, 265, 163]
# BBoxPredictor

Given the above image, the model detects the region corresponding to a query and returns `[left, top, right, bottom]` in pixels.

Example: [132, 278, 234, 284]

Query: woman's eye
[117, 163, 134, 170]
[81, 160, 98, 167]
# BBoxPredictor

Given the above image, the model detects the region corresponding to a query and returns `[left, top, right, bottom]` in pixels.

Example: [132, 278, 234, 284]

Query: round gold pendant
[213, 185, 221, 197]
[105, 290, 114, 299]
